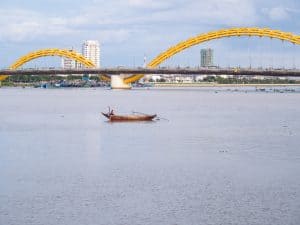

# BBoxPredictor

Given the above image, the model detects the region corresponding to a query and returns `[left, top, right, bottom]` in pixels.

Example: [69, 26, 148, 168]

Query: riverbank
[153, 82, 300, 88]
[2, 81, 300, 89]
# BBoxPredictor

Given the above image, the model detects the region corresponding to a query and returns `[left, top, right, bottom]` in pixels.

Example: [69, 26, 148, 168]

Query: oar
[132, 111, 169, 121]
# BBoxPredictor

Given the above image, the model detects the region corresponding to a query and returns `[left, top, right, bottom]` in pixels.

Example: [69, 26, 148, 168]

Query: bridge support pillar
[110, 75, 131, 89]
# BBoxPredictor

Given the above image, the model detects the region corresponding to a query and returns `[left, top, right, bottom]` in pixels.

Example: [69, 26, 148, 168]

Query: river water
[0, 86, 300, 225]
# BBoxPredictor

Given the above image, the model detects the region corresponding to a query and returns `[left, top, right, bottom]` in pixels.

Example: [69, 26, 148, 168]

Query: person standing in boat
[107, 107, 114, 116]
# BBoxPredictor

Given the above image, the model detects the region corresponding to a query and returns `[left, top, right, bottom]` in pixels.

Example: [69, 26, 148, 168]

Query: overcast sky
[0, 0, 299, 68]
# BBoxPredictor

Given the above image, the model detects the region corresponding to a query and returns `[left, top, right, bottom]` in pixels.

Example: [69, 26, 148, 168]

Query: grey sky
[0, 0, 299, 68]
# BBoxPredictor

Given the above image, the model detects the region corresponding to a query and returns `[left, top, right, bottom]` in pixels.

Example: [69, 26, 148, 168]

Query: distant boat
[101, 111, 156, 122]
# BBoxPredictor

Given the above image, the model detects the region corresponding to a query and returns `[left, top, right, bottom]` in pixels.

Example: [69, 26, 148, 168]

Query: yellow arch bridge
[1, 27, 300, 87]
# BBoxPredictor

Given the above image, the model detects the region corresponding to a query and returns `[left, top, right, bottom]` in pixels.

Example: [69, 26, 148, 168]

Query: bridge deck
[1, 68, 300, 77]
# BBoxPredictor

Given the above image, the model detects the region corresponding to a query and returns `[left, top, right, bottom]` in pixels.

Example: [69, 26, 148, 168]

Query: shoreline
[1, 82, 300, 89]
[153, 83, 300, 88]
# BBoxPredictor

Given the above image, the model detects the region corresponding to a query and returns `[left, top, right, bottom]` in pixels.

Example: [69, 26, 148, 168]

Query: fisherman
[107, 107, 114, 116]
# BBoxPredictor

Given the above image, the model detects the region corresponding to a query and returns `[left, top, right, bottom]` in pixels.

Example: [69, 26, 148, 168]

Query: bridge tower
[110, 75, 131, 89]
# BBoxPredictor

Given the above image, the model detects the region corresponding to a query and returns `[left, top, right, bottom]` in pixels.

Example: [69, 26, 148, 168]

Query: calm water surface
[0, 87, 300, 225]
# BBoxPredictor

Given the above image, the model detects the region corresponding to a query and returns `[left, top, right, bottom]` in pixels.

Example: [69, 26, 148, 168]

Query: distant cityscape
[62, 43, 214, 70]
[11, 41, 299, 84]
[60, 42, 222, 82]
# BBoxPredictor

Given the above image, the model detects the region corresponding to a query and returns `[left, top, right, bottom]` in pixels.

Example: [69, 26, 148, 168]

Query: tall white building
[82, 40, 100, 68]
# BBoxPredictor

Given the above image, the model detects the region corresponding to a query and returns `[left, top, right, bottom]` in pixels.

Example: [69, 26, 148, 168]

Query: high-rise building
[61, 49, 80, 69]
[82, 40, 100, 68]
[200, 48, 214, 67]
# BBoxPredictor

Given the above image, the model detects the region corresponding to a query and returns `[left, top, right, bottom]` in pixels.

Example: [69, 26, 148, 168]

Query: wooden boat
[101, 112, 157, 122]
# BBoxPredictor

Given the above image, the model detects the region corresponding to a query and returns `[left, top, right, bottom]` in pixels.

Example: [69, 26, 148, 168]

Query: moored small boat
[101, 111, 156, 122]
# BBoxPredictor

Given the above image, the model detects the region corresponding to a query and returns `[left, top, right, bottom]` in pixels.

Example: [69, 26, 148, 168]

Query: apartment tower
[82, 40, 100, 68]
[200, 48, 214, 67]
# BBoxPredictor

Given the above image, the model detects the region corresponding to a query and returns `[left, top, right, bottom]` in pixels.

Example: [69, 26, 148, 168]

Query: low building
[61, 49, 80, 69]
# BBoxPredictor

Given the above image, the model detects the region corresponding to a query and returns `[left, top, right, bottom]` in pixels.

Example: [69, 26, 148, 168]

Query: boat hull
[102, 112, 156, 121]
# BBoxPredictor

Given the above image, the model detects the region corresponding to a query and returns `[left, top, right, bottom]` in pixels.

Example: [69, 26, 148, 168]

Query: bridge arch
[9, 48, 96, 69]
[124, 27, 300, 83]
[0, 48, 111, 82]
